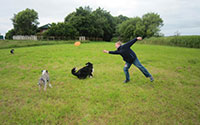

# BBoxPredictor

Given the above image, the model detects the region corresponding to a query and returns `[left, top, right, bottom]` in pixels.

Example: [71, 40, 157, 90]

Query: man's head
[115, 41, 122, 48]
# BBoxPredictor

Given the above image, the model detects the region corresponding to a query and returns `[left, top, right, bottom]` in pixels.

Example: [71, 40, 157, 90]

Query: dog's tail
[71, 67, 78, 76]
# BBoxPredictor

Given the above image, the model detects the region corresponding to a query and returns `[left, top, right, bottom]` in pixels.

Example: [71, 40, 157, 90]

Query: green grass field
[0, 42, 200, 124]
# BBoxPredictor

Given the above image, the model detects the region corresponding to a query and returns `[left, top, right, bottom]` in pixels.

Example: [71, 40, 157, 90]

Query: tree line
[6, 7, 164, 42]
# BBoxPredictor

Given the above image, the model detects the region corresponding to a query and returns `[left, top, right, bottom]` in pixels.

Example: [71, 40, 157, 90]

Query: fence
[12, 35, 103, 41]
[85, 37, 103, 41]
[13, 35, 37, 40]
[36, 36, 103, 41]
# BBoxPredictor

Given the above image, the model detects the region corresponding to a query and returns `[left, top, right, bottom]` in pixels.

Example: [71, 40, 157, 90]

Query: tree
[115, 15, 129, 25]
[92, 7, 116, 41]
[118, 13, 163, 41]
[114, 15, 129, 37]
[64, 12, 75, 22]
[12, 8, 39, 35]
[118, 17, 145, 41]
[43, 22, 78, 39]
[64, 6, 116, 41]
[142, 12, 163, 38]
[64, 6, 95, 37]
[5, 29, 16, 39]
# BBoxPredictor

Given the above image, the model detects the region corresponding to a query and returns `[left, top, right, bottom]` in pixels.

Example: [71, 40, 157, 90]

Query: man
[103, 37, 154, 83]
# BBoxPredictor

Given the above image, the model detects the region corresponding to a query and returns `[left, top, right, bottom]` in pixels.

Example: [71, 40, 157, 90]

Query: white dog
[38, 70, 52, 91]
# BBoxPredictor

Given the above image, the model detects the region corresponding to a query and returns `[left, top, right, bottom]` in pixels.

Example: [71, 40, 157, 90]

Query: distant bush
[140, 36, 200, 48]
[5, 29, 15, 40]
[111, 37, 120, 42]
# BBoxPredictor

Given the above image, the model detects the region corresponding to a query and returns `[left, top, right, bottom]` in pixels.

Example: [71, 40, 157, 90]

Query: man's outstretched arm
[123, 37, 142, 48]
[103, 50, 120, 54]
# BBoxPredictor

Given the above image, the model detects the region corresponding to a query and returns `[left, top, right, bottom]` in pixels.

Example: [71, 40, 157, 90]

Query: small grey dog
[38, 70, 52, 91]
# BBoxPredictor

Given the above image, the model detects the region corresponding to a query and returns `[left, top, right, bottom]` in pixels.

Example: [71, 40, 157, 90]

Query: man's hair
[116, 41, 122, 45]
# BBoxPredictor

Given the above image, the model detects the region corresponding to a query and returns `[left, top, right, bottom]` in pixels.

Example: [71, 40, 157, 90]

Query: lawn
[0, 42, 200, 124]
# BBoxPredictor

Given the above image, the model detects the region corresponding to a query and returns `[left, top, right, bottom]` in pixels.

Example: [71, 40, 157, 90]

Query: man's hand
[103, 50, 109, 53]
[137, 37, 142, 41]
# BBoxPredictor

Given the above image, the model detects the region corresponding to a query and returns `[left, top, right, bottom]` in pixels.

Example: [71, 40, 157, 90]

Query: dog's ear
[88, 62, 92, 65]
[46, 70, 48, 73]
[41, 70, 43, 73]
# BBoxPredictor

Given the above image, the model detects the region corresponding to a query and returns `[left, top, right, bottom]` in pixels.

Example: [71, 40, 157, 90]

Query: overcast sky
[0, 0, 200, 36]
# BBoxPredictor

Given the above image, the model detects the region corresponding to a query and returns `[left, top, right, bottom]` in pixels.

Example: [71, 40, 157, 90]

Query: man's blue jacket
[109, 38, 138, 63]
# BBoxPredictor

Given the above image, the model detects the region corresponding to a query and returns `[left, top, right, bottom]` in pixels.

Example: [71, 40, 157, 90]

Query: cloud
[0, 0, 199, 36]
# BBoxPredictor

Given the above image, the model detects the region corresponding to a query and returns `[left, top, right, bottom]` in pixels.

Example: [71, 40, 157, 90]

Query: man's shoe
[124, 79, 130, 83]
[150, 76, 154, 82]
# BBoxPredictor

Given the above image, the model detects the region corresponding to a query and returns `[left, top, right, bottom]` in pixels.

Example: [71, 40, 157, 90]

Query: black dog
[10, 49, 14, 54]
[71, 62, 94, 79]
